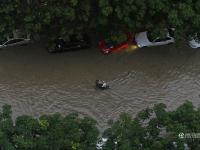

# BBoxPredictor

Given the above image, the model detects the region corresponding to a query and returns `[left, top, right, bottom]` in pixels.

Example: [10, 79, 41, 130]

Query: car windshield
[154, 37, 171, 42]
[147, 31, 156, 42]
[147, 29, 172, 42]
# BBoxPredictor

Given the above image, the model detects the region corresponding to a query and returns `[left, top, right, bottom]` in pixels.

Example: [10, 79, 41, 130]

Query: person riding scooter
[96, 80, 109, 90]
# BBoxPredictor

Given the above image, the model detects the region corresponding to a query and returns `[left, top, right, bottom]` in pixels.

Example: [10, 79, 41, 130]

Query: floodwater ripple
[0, 44, 199, 128]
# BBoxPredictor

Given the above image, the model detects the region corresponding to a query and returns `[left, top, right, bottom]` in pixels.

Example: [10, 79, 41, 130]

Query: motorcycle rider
[96, 80, 108, 88]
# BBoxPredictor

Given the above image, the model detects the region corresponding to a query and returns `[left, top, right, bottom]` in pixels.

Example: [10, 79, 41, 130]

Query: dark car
[47, 34, 90, 53]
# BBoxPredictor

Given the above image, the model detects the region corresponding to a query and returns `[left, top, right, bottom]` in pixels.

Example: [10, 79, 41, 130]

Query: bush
[0, 101, 199, 149]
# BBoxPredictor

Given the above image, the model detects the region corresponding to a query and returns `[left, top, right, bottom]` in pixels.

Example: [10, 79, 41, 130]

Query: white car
[189, 33, 200, 48]
[134, 29, 175, 48]
[0, 31, 30, 49]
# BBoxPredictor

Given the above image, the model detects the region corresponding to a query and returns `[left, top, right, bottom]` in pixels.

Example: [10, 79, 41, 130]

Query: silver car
[0, 30, 31, 49]
[0, 37, 30, 49]
[188, 33, 200, 48]
[135, 28, 175, 48]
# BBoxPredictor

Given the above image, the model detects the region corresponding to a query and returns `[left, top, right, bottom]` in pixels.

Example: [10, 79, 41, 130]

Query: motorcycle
[95, 80, 110, 90]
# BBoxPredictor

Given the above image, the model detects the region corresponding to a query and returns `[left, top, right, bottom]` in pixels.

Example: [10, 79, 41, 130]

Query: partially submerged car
[98, 32, 136, 54]
[47, 34, 90, 53]
[0, 31, 30, 49]
[98, 40, 129, 54]
[188, 33, 200, 48]
[134, 28, 175, 48]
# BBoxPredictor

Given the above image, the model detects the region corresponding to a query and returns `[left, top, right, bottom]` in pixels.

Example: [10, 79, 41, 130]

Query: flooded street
[0, 43, 199, 129]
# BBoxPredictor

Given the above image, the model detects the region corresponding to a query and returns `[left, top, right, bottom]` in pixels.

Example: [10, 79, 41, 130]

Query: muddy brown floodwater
[0, 43, 199, 130]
